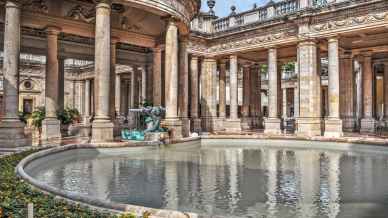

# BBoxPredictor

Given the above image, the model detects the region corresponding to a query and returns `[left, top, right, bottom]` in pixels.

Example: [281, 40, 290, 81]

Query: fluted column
[241, 64, 252, 130]
[219, 61, 227, 119]
[383, 63, 388, 124]
[190, 56, 201, 133]
[201, 58, 218, 132]
[339, 51, 355, 131]
[229, 55, 239, 120]
[253, 65, 263, 128]
[296, 41, 322, 136]
[152, 46, 162, 106]
[242, 65, 251, 117]
[141, 67, 146, 103]
[115, 74, 121, 115]
[179, 38, 190, 137]
[360, 53, 376, 133]
[325, 37, 343, 137]
[84, 79, 91, 124]
[110, 38, 118, 120]
[163, 19, 182, 139]
[92, 1, 114, 142]
[0, 1, 28, 147]
[225, 55, 241, 131]
[42, 26, 62, 141]
[264, 48, 282, 134]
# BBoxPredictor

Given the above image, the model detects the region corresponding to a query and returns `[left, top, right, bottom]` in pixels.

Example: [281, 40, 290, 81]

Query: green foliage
[0, 151, 151, 218]
[18, 111, 30, 124]
[57, 107, 81, 125]
[142, 99, 153, 107]
[31, 107, 45, 129]
[283, 62, 295, 72]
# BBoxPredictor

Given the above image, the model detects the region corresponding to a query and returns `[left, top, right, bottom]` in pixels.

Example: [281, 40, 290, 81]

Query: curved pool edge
[16, 136, 388, 218]
[16, 143, 202, 218]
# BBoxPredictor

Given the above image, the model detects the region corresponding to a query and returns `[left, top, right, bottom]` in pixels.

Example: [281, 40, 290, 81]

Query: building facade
[0, 0, 387, 146]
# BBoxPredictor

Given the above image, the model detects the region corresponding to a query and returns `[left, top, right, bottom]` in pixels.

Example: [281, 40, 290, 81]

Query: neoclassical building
[0, 0, 387, 146]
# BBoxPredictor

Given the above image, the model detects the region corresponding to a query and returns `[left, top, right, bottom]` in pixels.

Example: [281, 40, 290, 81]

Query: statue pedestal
[145, 132, 169, 142]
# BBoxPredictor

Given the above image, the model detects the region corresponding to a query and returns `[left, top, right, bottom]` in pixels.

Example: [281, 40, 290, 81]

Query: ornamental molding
[311, 11, 388, 33]
[23, 0, 48, 14]
[189, 28, 297, 55]
[66, 4, 96, 23]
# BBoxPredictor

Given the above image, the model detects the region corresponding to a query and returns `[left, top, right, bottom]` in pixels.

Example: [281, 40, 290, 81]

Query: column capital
[95, 0, 111, 8]
[327, 37, 339, 43]
[5, 0, 24, 8]
[45, 26, 61, 35]
[191, 55, 199, 61]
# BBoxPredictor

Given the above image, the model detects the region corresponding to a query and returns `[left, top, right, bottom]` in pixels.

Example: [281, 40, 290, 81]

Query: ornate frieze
[189, 26, 297, 55]
[311, 11, 388, 33]
[66, 4, 95, 23]
[23, 0, 48, 13]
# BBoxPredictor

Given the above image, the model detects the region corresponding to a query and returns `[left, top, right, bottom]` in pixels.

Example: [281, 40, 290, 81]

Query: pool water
[25, 140, 388, 218]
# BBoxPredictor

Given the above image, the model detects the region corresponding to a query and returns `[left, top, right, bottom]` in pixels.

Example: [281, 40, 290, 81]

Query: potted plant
[57, 107, 81, 136]
[30, 107, 45, 137]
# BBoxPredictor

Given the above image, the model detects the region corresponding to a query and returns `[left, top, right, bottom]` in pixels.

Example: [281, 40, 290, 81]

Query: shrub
[30, 107, 45, 129]
[57, 107, 81, 125]
[0, 151, 146, 218]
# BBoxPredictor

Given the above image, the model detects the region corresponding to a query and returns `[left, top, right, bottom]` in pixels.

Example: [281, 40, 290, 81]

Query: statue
[121, 106, 166, 141]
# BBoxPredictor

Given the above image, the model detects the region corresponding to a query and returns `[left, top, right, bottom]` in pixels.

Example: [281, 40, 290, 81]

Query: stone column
[296, 41, 322, 136]
[115, 74, 121, 115]
[264, 48, 282, 134]
[201, 58, 218, 132]
[109, 38, 118, 120]
[325, 38, 343, 137]
[141, 67, 146, 102]
[152, 46, 162, 106]
[58, 57, 65, 111]
[383, 63, 388, 125]
[294, 48, 300, 119]
[242, 64, 251, 130]
[282, 88, 288, 121]
[250, 66, 258, 126]
[339, 51, 355, 131]
[0, 1, 28, 147]
[84, 79, 91, 124]
[190, 56, 201, 133]
[130, 71, 135, 108]
[360, 53, 376, 133]
[219, 61, 227, 119]
[163, 19, 182, 139]
[42, 26, 62, 141]
[225, 55, 241, 131]
[178, 38, 190, 137]
[92, 1, 114, 142]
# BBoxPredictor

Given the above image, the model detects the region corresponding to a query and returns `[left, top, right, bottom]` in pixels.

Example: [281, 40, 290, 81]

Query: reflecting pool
[25, 140, 388, 218]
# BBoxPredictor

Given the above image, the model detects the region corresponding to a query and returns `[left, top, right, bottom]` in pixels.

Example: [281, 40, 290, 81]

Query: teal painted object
[122, 106, 166, 141]
[121, 129, 145, 141]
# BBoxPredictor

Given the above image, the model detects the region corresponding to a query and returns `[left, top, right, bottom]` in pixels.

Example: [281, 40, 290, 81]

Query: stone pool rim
[16, 137, 388, 218]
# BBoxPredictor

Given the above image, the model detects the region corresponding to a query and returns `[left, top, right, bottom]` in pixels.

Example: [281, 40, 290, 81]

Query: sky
[201, 0, 269, 17]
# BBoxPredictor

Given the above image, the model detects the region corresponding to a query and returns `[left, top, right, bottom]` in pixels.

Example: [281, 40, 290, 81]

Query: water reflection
[26, 144, 388, 218]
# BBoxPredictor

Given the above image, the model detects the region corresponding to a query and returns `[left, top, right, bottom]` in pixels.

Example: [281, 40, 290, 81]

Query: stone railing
[193, 0, 351, 34]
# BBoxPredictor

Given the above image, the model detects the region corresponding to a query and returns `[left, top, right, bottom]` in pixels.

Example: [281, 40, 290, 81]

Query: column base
[360, 118, 376, 134]
[0, 120, 29, 148]
[113, 119, 122, 137]
[162, 118, 182, 140]
[91, 120, 114, 143]
[201, 117, 224, 132]
[296, 118, 322, 137]
[224, 119, 242, 132]
[41, 118, 61, 141]
[68, 123, 92, 137]
[191, 118, 202, 133]
[264, 118, 282, 135]
[241, 117, 252, 130]
[342, 116, 356, 132]
[181, 118, 191, 138]
[324, 118, 343, 138]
